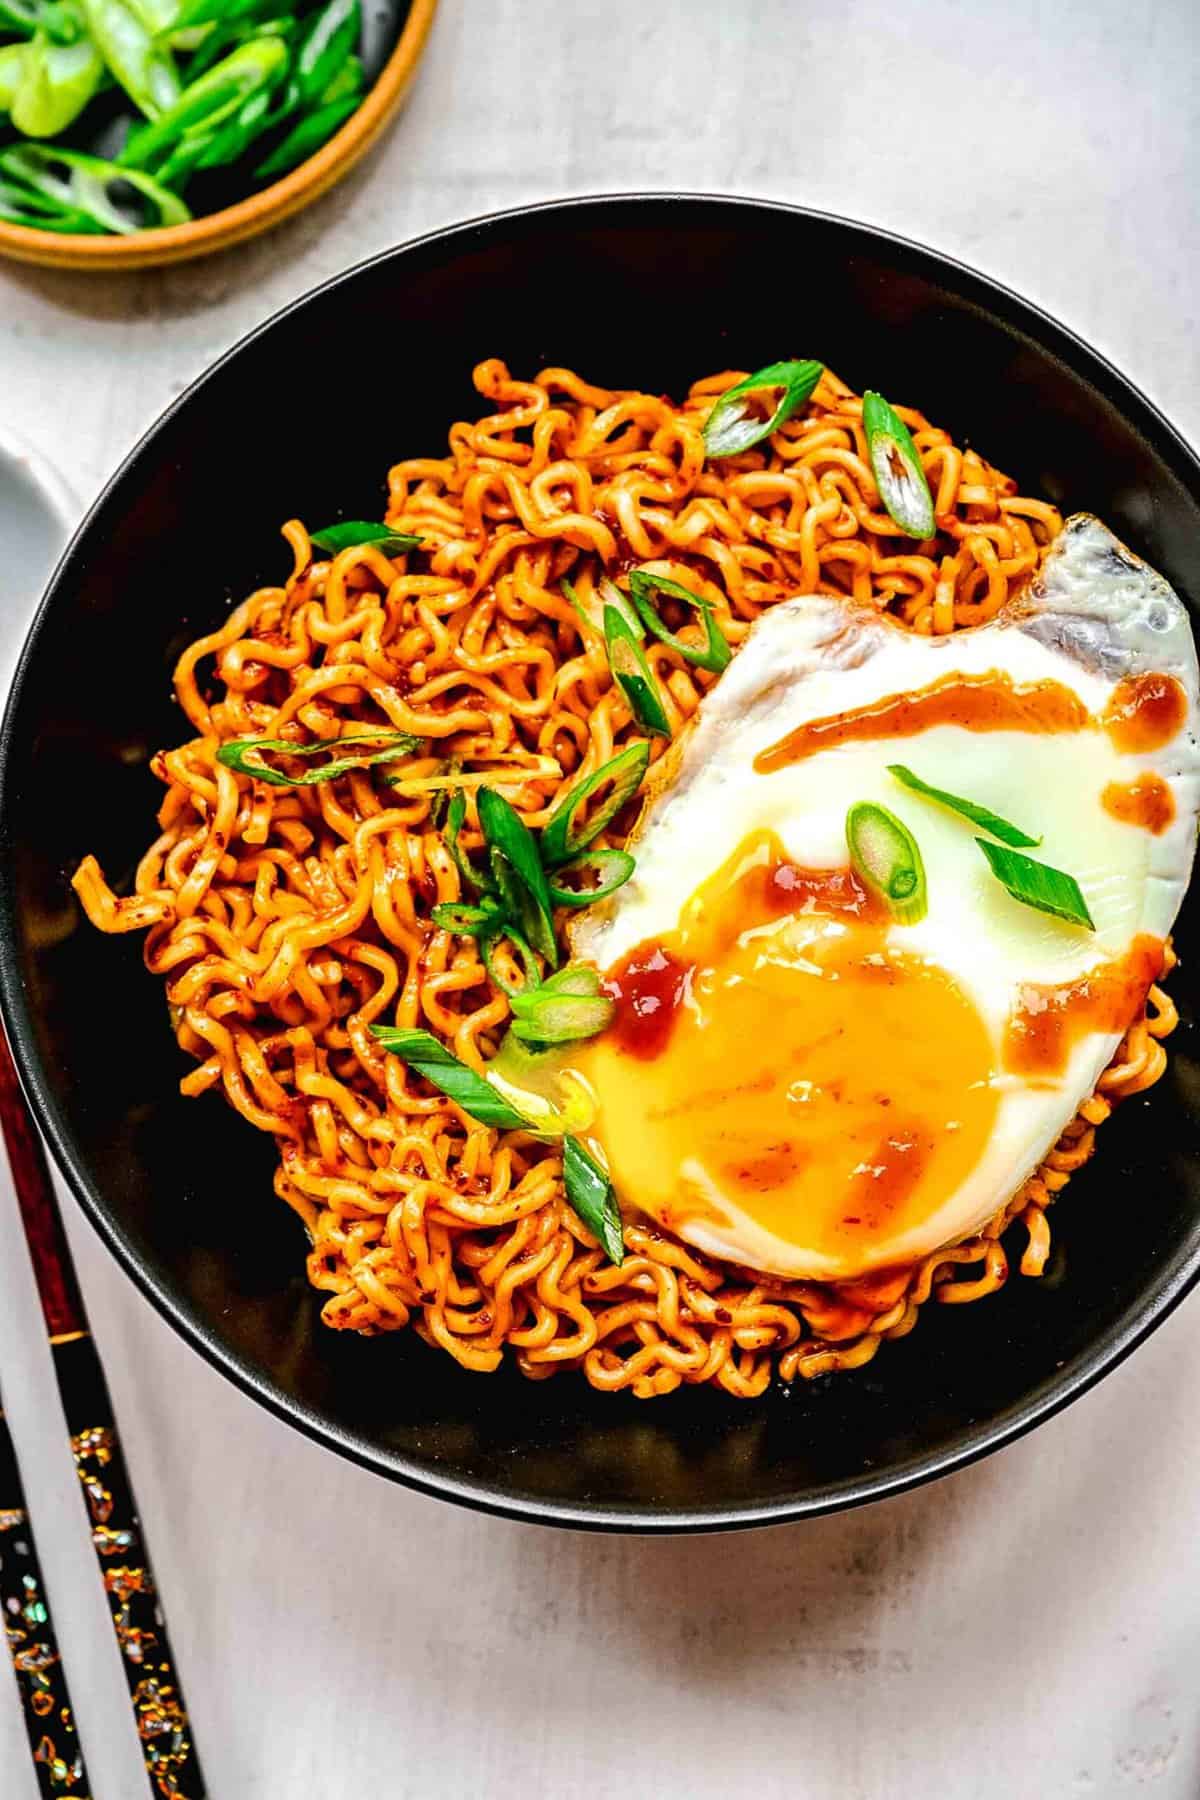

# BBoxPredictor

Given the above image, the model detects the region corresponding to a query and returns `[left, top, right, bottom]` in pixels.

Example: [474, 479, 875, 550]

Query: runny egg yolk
[568, 830, 999, 1263]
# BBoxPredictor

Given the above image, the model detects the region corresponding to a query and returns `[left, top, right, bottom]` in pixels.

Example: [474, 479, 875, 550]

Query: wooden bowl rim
[0, 0, 438, 271]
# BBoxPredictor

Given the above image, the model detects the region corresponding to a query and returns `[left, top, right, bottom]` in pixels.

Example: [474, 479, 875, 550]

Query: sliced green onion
[508, 965, 615, 1046]
[0, 43, 27, 109]
[316, 46, 361, 104]
[429, 887, 545, 1002]
[216, 730, 422, 787]
[175, 6, 284, 77]
[182, 81, 280, 177]
[79, 0, 180, 117]
[127, 0, 175, 31]
[539, 741, 649, 868]
[170, 0, 271, 31]
[702, 359, 825, 459]
[561, 575, 601, 637]
[444, 789, 491, 894]
[253, 90, 359, 179]
[545, 849, 635, 908]
[563, 1135, 624, 1265]
[309, 520, 423, 556]
[0, 169, 99, 232]
[288, 0, 355, 104]
[975, 839, 1095, 930]
[603, 603, 671, 739]
[489, 853, 557, 979]
[888, 764, 1041, 849]
[0, 0, 40, 34]
[429, 756, 461, 829]
[369, 1026, 528, 1131]
[597, 575, 642, 638]
[482, 930, 541, 999]
[564, 575, 641, 641]
[11, 34, 104, 136]
[430, 899, 504, 938]
[488, 850, 527, 933]
[485, 1036, 596, 1136]
[845, 801, 928, 925]
[40, 0, 87, 40]
[0, 0, 84, 35]
[370, 1024, 623, 1262]
[627, 568, 731, 673]
[0, 144, 189, 229]
[861, 390, 935, 539]
[118, 34, 283, 164]
[477, 786, 558, 966]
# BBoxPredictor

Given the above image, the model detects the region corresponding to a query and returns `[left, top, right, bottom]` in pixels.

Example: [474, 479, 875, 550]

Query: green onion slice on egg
[975, 839, 1095, 930]
[846, 801, 928, 925]
[888, 764, 1041, 849]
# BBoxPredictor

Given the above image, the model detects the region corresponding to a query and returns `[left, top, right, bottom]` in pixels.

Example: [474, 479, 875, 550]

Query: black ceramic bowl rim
[4, 193, 1200, 1533]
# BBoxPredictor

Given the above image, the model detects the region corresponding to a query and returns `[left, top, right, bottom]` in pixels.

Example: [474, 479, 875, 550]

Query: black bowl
[4, 195, 1200, 1531]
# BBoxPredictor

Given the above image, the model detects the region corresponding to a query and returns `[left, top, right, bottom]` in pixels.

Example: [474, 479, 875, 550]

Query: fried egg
[567, 516, 1200, 1282]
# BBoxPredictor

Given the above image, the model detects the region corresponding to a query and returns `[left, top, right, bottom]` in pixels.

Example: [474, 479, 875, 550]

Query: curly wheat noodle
[72, 360, 1177, 1401]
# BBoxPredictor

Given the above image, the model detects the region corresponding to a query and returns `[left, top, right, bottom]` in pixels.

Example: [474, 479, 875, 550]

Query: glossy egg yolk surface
[571, 831, 998, 1265]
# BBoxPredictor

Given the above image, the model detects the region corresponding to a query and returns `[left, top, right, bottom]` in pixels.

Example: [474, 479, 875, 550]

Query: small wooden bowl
[0, 0, 437, 272]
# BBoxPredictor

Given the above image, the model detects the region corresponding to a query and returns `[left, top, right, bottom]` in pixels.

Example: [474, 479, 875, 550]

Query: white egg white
[573, 516, 1200, 1280]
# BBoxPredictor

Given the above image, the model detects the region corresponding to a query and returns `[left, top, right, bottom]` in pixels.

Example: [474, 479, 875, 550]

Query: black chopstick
[0, 1380, 91, 1798]
[0, 1025, 207, 1799]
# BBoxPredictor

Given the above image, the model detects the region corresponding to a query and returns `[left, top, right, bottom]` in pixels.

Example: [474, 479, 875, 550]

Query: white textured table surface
[2, 2, 1200, 1796]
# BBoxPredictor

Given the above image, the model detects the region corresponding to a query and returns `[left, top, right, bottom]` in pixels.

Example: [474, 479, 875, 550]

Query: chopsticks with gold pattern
[0, 1382, 91, 1797]
[0, 1023, 206, 1799]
